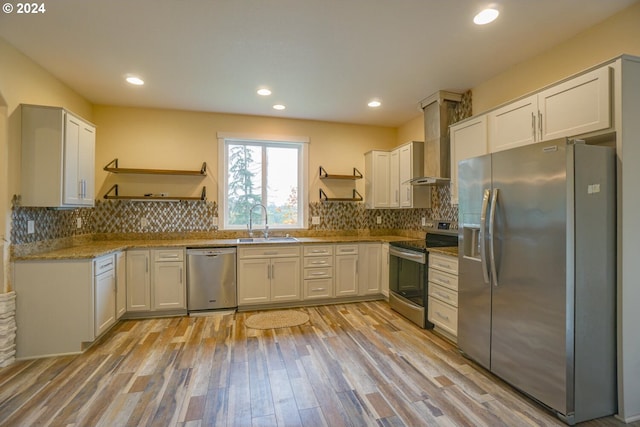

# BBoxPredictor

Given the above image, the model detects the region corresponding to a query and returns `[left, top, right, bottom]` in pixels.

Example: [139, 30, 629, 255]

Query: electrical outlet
[140, 217, 148, 228]
[212, 216, 219, 226]
[76, 217, 82, 228]
[311, 216, 320, 225]
[27, 220, 35, 234]
[421, 217, 426, 226]
[376, 216, 382, 224]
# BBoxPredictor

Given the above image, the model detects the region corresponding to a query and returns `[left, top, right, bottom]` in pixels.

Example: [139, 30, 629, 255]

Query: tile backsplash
[11, 185, 457, 246]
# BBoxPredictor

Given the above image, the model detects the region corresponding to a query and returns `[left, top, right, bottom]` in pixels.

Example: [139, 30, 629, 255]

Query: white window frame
[217, 132, 309, 231]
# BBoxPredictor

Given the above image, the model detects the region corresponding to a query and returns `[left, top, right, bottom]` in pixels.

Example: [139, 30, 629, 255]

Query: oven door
[389, 246, 431, 328]
[389, 246, 426, 306]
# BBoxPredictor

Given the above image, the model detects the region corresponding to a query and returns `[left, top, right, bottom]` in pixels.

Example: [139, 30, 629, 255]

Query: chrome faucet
[248, 203, 269, 238]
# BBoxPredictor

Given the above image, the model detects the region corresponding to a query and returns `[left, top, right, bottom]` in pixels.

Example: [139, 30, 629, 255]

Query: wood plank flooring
[0, 301, 636, 426]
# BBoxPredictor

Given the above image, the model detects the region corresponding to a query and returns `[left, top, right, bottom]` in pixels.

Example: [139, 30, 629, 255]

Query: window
[218, 133, 308, 230]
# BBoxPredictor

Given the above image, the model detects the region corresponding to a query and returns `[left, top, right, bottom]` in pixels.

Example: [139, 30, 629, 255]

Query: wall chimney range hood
[410, 91, 462, 186]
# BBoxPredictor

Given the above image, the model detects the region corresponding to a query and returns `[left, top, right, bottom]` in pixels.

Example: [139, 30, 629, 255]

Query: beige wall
[472, 1, 640, 113]
[396, 114, 424, 145]
[94, 106, 397, 204]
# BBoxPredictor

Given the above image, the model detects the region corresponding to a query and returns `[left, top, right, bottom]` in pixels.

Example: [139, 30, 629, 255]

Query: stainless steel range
[388, 221, 458, 328]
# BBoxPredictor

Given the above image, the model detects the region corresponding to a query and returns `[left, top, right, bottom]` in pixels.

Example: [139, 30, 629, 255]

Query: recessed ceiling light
[368, 100, 382, 108]
[257, 88, 272, 96]
[273, 104, 286, 110]
[474, 8, 499, 25]
[125, 76, 145, 86]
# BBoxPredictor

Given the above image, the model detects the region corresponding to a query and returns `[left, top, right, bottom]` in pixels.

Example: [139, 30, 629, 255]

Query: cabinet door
[380, 243, 390, 297]
[335, 254, 358, 297]
[358, 243, 381, 295]
[153, 262, 186, 310]
[238, 258, 271, 305]
[95, 269, 116, 337]
[126, 250, 151, 311]
[538, 66, 611, 141]
[116, 251, 126, 319]
[270, 257, 301, 302]
[63, 113, 95, 206]
[78, 122, 96, 204]
[389, 148, 400, 208]
[450, 115, 488, 205]
[489, 94, 538, 153]
[399, 144, 413, 207]
[63, 114, 82, 205]
[365, 151, 390, 209]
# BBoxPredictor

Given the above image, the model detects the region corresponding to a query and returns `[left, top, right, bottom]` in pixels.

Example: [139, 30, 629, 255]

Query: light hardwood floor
[0, 301, 636, 426]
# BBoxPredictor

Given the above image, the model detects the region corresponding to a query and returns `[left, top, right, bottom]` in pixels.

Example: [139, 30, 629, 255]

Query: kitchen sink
[236, 236, 299, 243]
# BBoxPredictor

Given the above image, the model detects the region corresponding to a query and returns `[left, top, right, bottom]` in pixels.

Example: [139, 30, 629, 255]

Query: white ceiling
[0, 0, 636, 126]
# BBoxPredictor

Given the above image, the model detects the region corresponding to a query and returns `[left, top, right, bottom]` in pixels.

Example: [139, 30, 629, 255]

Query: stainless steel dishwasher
[186, 247, 237, 311]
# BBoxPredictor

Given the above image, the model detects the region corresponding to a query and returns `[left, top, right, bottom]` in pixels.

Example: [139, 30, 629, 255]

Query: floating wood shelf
[103, 184, 207, 201]
[319, 166, 362, 180]
[103, 159, 207, 176]
[319, 188, 363, 202]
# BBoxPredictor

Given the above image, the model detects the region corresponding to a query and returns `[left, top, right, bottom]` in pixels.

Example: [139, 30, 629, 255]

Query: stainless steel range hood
[410, 91, 462, 186]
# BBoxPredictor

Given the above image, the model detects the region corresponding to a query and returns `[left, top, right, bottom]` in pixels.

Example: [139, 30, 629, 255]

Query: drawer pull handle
[436, 263, 451, 269]
[311, 261, 327, 265]
[311, 288, 326, 292]
[310, 272, 326, 276]
[436, 312, 450, 321]
[310, 250, 326, 254]
[436, 292, 450, 300]
[437, 278, 450, 284]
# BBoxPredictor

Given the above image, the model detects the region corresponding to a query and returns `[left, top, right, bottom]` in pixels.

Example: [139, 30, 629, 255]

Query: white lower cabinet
[237, 245, 301, 306]
[116, 251, 126, 319]
[13, 252, 121, 359]
[94, 255, 117, 337]
[126, 248, 186, 313]
[303, 245, 334, 300]
[381, 243, 390, 297]
[427, 252, 459, 341]
[358, 243, 381, 295]
[334, 244, 359, 297]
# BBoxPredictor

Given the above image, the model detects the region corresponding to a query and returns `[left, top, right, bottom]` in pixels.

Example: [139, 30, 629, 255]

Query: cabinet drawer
[303, 278, 333, 299]
[429, 282, 458, 307]
[429, 253, 458, 275]
[303, 267, 333, 280]
[429, 269, 458, 291]
[335, 244, 358, 255]
[428, 298, 458, 337]
[303, 256, 332, 268]
[154, 249, 184, 262]
[238, 245, 301, 259]
[94, 254, 115, 275]
[303, 245, 334, 257]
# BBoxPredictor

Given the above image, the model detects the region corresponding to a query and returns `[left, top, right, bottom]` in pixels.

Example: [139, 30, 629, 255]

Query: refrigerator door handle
[489, 188, 499, 287]
[479, 188, 491, 284]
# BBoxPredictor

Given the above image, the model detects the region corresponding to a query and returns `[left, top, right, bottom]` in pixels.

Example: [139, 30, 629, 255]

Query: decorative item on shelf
[318, 166, 362, 180]
[103, 158, 207, 176]
[319, 188, 363, 202]
[103, 184, 207, 201]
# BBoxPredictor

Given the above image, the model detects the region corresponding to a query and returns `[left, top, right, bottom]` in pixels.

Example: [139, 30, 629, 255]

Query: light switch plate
[421, 217, 426, 226]
[212, 216, 219, 226]
[27, 220, 35, 234]
[376, 216, 382, 224]
[76, 217, 82, 228]
[140, 217, 148, 228]
[311, 216, 320, 225]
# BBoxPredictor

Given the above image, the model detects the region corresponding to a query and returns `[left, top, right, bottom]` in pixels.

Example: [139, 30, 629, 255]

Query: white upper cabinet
[389, 149, 400, 208]
[364, 150, 390, 209]
[538, 66, 611, 141]
[488, 66, 611, 153]
[450, 115, 488, 205]
[397, 141, 430, 208]
[488, 95, 538, 152]
[21, 104, 96, 207]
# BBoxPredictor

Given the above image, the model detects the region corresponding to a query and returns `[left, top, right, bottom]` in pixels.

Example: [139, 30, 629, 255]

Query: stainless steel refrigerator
[457, 139, 616, 425]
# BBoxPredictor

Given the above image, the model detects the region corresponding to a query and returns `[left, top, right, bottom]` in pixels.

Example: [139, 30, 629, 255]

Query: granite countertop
[428, 246, 459, 257]
[14, 235, 410, 261]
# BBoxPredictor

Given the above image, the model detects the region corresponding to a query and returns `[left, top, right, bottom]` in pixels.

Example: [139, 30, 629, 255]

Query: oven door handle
[389, 246, 426, 264]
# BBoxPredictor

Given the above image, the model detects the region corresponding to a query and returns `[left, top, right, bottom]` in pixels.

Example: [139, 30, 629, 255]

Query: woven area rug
[245, 310, 310, 329]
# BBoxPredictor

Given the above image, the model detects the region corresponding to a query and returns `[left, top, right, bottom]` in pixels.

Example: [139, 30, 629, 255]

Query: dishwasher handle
[187, 248, 237, 257]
